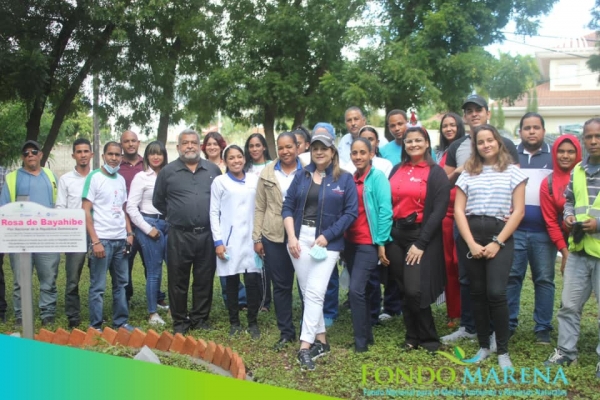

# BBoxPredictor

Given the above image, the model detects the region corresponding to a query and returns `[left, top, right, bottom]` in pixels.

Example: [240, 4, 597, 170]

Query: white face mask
[103, 164, 120, 175]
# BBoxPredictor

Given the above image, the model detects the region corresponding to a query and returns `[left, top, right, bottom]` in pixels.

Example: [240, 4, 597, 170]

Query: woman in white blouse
[126, 141, 169, 326]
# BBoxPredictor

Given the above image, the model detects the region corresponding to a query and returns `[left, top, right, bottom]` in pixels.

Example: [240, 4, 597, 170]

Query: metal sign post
[0, 202, 86, 339]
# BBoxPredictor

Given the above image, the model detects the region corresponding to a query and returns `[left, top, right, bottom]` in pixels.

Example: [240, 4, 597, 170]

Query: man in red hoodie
[539, 135, 582, 275]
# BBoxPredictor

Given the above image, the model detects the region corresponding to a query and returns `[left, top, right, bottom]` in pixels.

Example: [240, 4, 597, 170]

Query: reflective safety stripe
[574, 206, 600, 217]
[569, 163, 600, 257]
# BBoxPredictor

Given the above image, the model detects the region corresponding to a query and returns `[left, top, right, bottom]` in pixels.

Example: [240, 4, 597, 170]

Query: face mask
[104, 164, 120, 175]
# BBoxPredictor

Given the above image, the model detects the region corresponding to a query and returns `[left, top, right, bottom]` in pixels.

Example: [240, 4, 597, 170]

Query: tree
[99, 0, 222, 144]
[321, 0, 555, 139]
[0, 0, 131, 165]
[587, 0, 600, 81]
[192, 0, 366, 153]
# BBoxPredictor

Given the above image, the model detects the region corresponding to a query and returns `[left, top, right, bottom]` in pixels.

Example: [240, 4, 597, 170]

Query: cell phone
[125, 244, 132, 255]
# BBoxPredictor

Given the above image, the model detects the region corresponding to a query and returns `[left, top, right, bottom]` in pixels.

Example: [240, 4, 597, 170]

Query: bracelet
[253, 238, 262, 244]
[127, 232, 135, 237]
[92, 241, 102, 246]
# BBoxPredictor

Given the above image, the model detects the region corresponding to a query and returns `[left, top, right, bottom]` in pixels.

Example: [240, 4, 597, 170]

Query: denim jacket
[282, 163, 358, 251]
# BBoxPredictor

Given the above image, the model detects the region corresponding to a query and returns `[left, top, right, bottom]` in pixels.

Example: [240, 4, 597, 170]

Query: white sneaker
[378, 313, 392, 322]
[489, 332, 497, 353]
[148, 313, 165, 326]
[498, 353, 513, 370]
[464, 347, 491, 364]
[441, 327, 477, 344]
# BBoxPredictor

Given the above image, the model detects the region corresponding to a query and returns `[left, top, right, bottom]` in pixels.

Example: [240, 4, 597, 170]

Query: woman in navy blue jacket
[282, 123, 358, 371]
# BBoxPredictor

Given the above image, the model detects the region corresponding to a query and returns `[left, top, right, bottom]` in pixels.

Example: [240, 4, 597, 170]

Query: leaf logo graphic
[435, 346, 474, 365]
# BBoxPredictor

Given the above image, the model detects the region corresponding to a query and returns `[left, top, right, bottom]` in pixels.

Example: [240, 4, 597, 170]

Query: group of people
[1, 96, 599, 378]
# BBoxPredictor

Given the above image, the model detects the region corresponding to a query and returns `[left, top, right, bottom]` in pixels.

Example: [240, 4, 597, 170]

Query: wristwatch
[492, 236, 505, 248]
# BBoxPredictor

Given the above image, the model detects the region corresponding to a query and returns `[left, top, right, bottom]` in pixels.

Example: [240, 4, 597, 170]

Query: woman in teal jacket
[345, 138, 393, 352]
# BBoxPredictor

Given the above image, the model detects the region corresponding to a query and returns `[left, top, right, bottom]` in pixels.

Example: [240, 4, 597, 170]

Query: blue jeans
[556, 252, 600, 360]
[507, 229, 556, 333]
[65, 252, 87, 322]
[9, 252, 60, 320]
[88, 239, 129, 329]
[135, 216, 168, 314]
[323, 265, 339, 320]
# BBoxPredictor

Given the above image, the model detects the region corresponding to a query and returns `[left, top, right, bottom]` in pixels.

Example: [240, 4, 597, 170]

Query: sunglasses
[22, 149, 40, 157]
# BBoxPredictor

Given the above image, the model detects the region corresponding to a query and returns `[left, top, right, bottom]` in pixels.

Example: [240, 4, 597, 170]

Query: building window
[556, 64, 579, 85]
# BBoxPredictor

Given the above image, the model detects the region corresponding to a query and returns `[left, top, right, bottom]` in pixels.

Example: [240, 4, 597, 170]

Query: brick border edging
[32, 327, 247, 380]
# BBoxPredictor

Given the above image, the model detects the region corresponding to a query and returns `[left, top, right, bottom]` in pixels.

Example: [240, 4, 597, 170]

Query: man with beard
[153, 129, 221, 334]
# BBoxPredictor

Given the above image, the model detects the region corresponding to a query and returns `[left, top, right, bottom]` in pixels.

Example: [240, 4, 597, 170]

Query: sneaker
[596, 361, 600, 379]
[498, 353, 513, 370]
[536, 330, 551, 345]
[229, 324, 243, 337]
[324, 317, 334, 328]
[309, 340, 331, 360]
[156, 300, 169, 311]
[41, 316, 55, 326]
[441, 327, 477, 344]
[489, 332, 497, 353]
[148, 313, 165, 326]
[464, 347, 491, 364]
[119, 323, 135, 333]
[378, 313, 392, 322]
[297, 349, 315, 371]
[247, 324, 261, 340]
[544, 348, 576, 367]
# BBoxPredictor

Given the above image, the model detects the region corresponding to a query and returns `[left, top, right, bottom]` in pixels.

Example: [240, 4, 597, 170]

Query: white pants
[289, 225, 339, 344]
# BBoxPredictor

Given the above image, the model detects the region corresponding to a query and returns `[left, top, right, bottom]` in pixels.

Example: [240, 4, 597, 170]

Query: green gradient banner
[0, 336, 333, 399]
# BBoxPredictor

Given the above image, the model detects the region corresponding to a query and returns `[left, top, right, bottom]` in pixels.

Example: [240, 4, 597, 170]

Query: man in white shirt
[56, 138, 93, 328]
[338, 107, 389, 166]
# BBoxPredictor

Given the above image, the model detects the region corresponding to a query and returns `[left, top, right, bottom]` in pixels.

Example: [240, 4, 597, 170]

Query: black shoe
[297, 349, 316, 371]
[0, 314, 6, 324]
[15, 318, 22, 327]
[536, 330, 551, 345]
[355, 346, 368, 353]
[544, 349, 576, 367]
[68, 319, 81, 329]
[309, 340, 331, 361]
[192, 319, 212, 331]
[229, 324, 243, 337]
[274, 337, 294, 352]
[42, 317, 55, 326]
[247, 324, 261, 340]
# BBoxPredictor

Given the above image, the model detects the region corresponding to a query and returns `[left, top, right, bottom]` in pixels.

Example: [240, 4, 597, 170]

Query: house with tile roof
[500, 33, 600, 134]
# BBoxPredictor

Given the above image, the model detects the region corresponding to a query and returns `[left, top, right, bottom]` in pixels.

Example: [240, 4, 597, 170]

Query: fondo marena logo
[362, 346, 568, 392]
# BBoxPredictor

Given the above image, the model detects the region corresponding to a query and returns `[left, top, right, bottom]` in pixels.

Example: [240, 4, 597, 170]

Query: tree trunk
[263, 103, 277, 157]
[292, 107, 307, 130]
[41, 23, 117, 166]
[156, 37, 181, 145]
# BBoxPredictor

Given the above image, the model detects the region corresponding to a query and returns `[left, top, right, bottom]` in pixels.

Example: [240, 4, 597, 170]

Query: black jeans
[166, 227, 216, 332]
[226, 272, 260, 326]
[456, 216, 513, 354]
[346, 241, 378, 350]
[387, 227, 439, 351]
[263, 237, 296, 340]
[0, 253, 6, 318]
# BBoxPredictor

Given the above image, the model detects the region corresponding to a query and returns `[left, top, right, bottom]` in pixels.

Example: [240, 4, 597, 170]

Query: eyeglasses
[403, 138, 425, 145]
[22, 149, 40, 157]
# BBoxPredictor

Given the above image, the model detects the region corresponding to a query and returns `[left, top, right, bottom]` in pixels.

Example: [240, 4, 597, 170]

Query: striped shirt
[564, 157, 600, 219]
[456, 165, 528, 219]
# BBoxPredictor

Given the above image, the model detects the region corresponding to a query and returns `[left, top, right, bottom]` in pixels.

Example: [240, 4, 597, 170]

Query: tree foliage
[588, 0, 600, 81]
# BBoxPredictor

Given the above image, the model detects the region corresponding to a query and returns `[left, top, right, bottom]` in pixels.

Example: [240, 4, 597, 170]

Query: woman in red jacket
[539, 135, 581, 275]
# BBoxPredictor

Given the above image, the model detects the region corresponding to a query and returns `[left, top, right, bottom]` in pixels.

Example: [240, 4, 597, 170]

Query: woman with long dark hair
[126, 141, 169, 325]
[436, 112, 466, 327]
[455, 124, 527, 369]
[244, 133, 272, 177]
[384, 126, 450, 352]
[282, 123, 358, 370]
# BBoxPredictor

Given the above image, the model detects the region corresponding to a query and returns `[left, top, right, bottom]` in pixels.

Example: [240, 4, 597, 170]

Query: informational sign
[0, 202, 86, 253]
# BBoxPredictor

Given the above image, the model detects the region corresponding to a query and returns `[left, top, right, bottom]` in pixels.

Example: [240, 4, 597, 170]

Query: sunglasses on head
[22, 149, 40, 157]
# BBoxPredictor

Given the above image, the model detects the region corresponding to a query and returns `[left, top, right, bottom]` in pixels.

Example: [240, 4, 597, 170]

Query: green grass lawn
[1, 256, 599, 399]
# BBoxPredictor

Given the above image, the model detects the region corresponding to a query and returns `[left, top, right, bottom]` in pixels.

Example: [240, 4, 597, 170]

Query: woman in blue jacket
[345, 138, 392, 352]
[282, 123, 358, 371]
